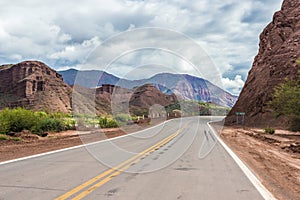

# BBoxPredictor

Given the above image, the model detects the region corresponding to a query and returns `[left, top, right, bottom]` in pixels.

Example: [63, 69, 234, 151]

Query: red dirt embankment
[220, 126, 300, 200]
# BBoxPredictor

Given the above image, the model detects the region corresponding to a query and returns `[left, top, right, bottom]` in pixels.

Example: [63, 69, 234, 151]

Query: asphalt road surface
[0, 117, 271, 200]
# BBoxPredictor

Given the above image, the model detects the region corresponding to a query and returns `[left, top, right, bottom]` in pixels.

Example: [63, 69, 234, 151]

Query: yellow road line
[56, 129, 182, 200]
[72, 131, 180, 200]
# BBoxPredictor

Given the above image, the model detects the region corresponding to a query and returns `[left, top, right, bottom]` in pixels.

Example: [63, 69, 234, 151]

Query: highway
[0, 117, 272, 200]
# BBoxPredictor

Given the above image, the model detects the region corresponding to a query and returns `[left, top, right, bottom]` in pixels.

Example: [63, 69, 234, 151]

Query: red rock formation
[129, 84, 178, 116]
[0, 61, 72, 113]
[226, 0, 300, 127]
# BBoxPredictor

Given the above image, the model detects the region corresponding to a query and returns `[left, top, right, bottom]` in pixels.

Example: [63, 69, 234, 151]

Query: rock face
[129, 84, 178, 113]
[0, 61, 72, 113]
[226, 0, 300, 127]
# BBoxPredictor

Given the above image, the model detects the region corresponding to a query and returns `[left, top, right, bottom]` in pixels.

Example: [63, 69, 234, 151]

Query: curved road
[0, 117, 273, 199]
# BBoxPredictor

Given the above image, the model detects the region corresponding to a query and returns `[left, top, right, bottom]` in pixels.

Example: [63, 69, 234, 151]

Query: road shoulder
[219, 126, 300, 200]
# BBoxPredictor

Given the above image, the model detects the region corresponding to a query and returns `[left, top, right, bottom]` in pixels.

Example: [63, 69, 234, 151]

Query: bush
[0, 108, 36, 133]
[38, 118, 64, 132]
[31, 118, 65, 136]
[99, 117, 108, 128]
[34, 111, 48, 118]
[30, 125, 43, 135]
[0, 108, 69, 135]
[0, 134, 8, 140]
[269, 74, 300, 131]
[106, 118, 118, 128]
[0, 115, 9, 134]
[114, 114, 131, 126]
[99, 117, 118, 128]
[264, 127, 275, 134]
[13, 137, 21, 142]
[49, 112, 70, 119]
[63, 118, 76, 130]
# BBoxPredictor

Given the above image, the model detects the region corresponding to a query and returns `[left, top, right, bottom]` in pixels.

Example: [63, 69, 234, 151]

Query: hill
[129, 84, 178, 116]
[226, 0, 300, 128]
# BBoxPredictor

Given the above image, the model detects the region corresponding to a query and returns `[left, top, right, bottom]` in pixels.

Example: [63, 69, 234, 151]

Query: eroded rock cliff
[0, 61, 72, 113]
[226, 0, 300, 127]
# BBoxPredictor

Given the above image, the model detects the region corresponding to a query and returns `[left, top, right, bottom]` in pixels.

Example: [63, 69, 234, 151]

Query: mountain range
[59, 69, 237, 107]
[0, 61, 178, 116]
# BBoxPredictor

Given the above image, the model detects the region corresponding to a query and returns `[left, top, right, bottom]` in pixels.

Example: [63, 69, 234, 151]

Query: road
[0, 117, 271, 199]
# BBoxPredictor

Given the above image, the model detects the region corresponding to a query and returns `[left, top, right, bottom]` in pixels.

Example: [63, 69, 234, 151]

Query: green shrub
[0, 115, 9, 134]
[99, 117, 118, 128]
[269, 74, 300, 131]
[34, 111, 48, 118]
[114, 114, 131, 126]
[264, 127, 275, 134]
[0, 108, 71, 135]
[12, 137, 21, 141]
[0, 108, 36, 133]
[49, 112, 70, 119]
[99, 117, 108, 128]
[63, 118, 76, 130]
[38, 118, 64, 132]
[0, 134, 8, 140]
[31, 118, 64, 136]
[30, 125, 43, 135]
[106, 118, 118, 128]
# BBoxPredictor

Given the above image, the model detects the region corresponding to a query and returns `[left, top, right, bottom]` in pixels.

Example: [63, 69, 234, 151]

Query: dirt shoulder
[0, 128, 126, 162]
[218, 125, 300, 200]
[0, 120, 162, 162]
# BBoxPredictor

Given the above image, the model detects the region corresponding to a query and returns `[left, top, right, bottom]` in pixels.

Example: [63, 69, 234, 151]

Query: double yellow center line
[56, 128, 183, 200]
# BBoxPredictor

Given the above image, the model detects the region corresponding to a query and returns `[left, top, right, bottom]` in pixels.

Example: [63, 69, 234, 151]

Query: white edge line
[0, 119, 173, 166]
[207, 121, 277, 200]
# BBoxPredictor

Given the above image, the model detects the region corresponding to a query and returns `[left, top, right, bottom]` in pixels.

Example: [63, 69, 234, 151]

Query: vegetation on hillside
[269, 71, 300, 131]
[0, 108, 75, 136]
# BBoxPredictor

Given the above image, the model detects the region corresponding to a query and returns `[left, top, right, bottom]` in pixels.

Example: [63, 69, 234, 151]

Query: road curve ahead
[0, 117, 270, 200]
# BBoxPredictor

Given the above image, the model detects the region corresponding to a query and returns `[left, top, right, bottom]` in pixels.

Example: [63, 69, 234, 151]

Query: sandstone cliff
[0, 61, 72, 113]
[226, 0, 300, 127]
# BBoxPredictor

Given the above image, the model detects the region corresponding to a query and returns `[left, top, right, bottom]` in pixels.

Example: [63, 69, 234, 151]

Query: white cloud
[0, 0, 283, 94]
[48, 36, 101, 63]
[222, 75, 245, 95]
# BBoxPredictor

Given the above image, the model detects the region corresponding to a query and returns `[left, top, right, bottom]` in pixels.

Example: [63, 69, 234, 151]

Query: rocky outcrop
[128, 84, 178, 117]
[130, 84, 177, 109]
[0, 61, 72, 113]
[226, 0, 300, 127]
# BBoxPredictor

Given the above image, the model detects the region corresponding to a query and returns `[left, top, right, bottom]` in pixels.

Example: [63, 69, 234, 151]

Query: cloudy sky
[0, 0, 283, 95]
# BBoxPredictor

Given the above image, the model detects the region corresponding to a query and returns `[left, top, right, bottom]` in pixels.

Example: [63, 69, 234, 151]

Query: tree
[269, 73, 300, 131]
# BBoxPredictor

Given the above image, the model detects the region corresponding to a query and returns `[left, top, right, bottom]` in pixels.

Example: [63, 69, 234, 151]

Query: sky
[0, 0, 283, 95]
